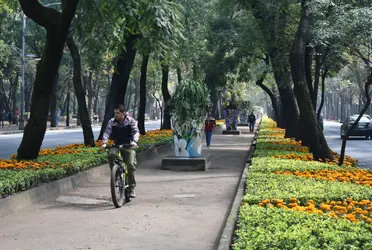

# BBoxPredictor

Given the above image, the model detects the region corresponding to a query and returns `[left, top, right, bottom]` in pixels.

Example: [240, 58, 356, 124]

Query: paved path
[0, 126, 254, 250]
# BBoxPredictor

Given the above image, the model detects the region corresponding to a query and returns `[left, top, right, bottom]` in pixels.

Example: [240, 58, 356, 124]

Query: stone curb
[216, 129, 258, 250]
[0, 142, 173, 219]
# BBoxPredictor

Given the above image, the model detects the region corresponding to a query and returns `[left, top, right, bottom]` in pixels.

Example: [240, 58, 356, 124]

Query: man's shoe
[129, 189, 136, 198]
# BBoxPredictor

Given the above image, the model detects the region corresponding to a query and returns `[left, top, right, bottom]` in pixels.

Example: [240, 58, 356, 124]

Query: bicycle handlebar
[104, 144, 132, 150]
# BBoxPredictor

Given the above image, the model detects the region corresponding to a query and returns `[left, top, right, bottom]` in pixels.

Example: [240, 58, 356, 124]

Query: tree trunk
[256, 76, 281, 126]
[76, 110, 81, 126]
[125, 79, 133, 111]
[85, 71, 97, 122]
[87, 89, 93, 122]
[251, 0, 299, 136]
[66, 92, 70, 127]
[50, 72, 59, 127]
[72, 96, 76, 114]
[269, 51, 299, 137]
[339, 71, 371, 165]
[317, 68, 328, 121]
[132, 79, 139, 118]
[93, 80, 100, 115]
[161, 62, 171, 129]
[177, 66, 182, 85]
[66, 33, 95, 146]
[153, 94, 163, 128]
[98, 34, 138, 140]
[138, 54, 150, 135]
[61, 94, 68, 115]
[304, 45, 313, 99]
[289, 0, 332, 160]
[24, 78, 32, 113]
[312, 46, 322, 110]
[65, 79, 71, 126]
[211, 99, 219, 118]
[84, 72, 93, 122]
[17, 0, 80, 160]
[104, 74, 111, 111]
[11, 74, 19, 125]
[0, 79, 10, 112]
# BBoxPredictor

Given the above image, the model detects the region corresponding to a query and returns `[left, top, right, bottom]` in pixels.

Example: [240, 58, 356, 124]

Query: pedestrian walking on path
[248, 112, 256, 133]
[204, 114, 216, 148]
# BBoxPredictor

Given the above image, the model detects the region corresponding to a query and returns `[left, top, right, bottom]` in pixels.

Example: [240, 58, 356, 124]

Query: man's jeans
[249, 122, 255, 132]
[205, 131, 213, 146]
[108, 147, 136, 189]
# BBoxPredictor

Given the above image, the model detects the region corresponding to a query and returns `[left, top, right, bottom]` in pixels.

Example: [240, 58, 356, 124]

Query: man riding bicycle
[100, 104, 140, 198]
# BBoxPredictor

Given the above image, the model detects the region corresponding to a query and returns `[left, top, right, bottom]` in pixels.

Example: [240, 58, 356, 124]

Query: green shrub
[233, 205, 372, 250]
[233, 118, 372, 248]
[244, 172, 372, 205]
[0, 141, 172, 198]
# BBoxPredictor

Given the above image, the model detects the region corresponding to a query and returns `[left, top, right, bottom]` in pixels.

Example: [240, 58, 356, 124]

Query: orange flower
[274, 169, 372, 187]
[257, 198, 372, 225]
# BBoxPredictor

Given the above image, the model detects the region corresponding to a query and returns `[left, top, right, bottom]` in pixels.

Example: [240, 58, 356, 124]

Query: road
[0, 120, 161, 160]
[324, 120, 372, 170]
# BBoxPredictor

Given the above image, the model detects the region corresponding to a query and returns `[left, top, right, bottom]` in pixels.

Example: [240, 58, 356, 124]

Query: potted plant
[167, 79, 209, 157]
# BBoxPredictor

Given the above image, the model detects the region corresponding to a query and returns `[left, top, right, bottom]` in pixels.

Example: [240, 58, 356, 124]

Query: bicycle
[104, 144, 132, 208]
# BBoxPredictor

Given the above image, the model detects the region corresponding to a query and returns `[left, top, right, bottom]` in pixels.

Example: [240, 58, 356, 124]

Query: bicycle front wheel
[110, 164, 125, 208]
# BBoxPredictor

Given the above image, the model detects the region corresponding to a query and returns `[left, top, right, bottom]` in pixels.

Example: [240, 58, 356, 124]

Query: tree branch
[353, 48, 372, 66]
[18, 0, 59, 28]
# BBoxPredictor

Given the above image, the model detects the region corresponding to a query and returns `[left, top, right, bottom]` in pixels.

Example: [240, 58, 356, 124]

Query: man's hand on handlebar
[130, 141, 138, 149]
[99, 142, 137, 151]
[99, 144, 107, 151]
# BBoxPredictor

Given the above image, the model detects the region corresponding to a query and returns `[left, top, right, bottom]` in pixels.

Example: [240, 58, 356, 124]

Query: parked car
[340, 115, 372, 139]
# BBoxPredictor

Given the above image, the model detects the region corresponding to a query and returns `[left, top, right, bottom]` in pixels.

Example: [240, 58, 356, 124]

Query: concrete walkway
[0, 127, 254, 250]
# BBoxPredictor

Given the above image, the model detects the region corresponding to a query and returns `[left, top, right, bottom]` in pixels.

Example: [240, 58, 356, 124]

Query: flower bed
[0, 129, 172, 198]
[232, 117, 372, 250]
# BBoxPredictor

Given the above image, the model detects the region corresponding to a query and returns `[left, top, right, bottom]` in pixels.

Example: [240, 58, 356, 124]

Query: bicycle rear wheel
[110, 164, 125, 208]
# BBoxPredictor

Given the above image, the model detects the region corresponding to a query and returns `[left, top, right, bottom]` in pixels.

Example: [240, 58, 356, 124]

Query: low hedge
[232, 117, 372, 250]
[0, 130, 173, 198]
[244, 172, 372, 205]
[234, 205, 372, 250]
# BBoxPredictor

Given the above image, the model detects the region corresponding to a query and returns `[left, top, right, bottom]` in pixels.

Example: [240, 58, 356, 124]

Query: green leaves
[168, 78, 209, 121]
